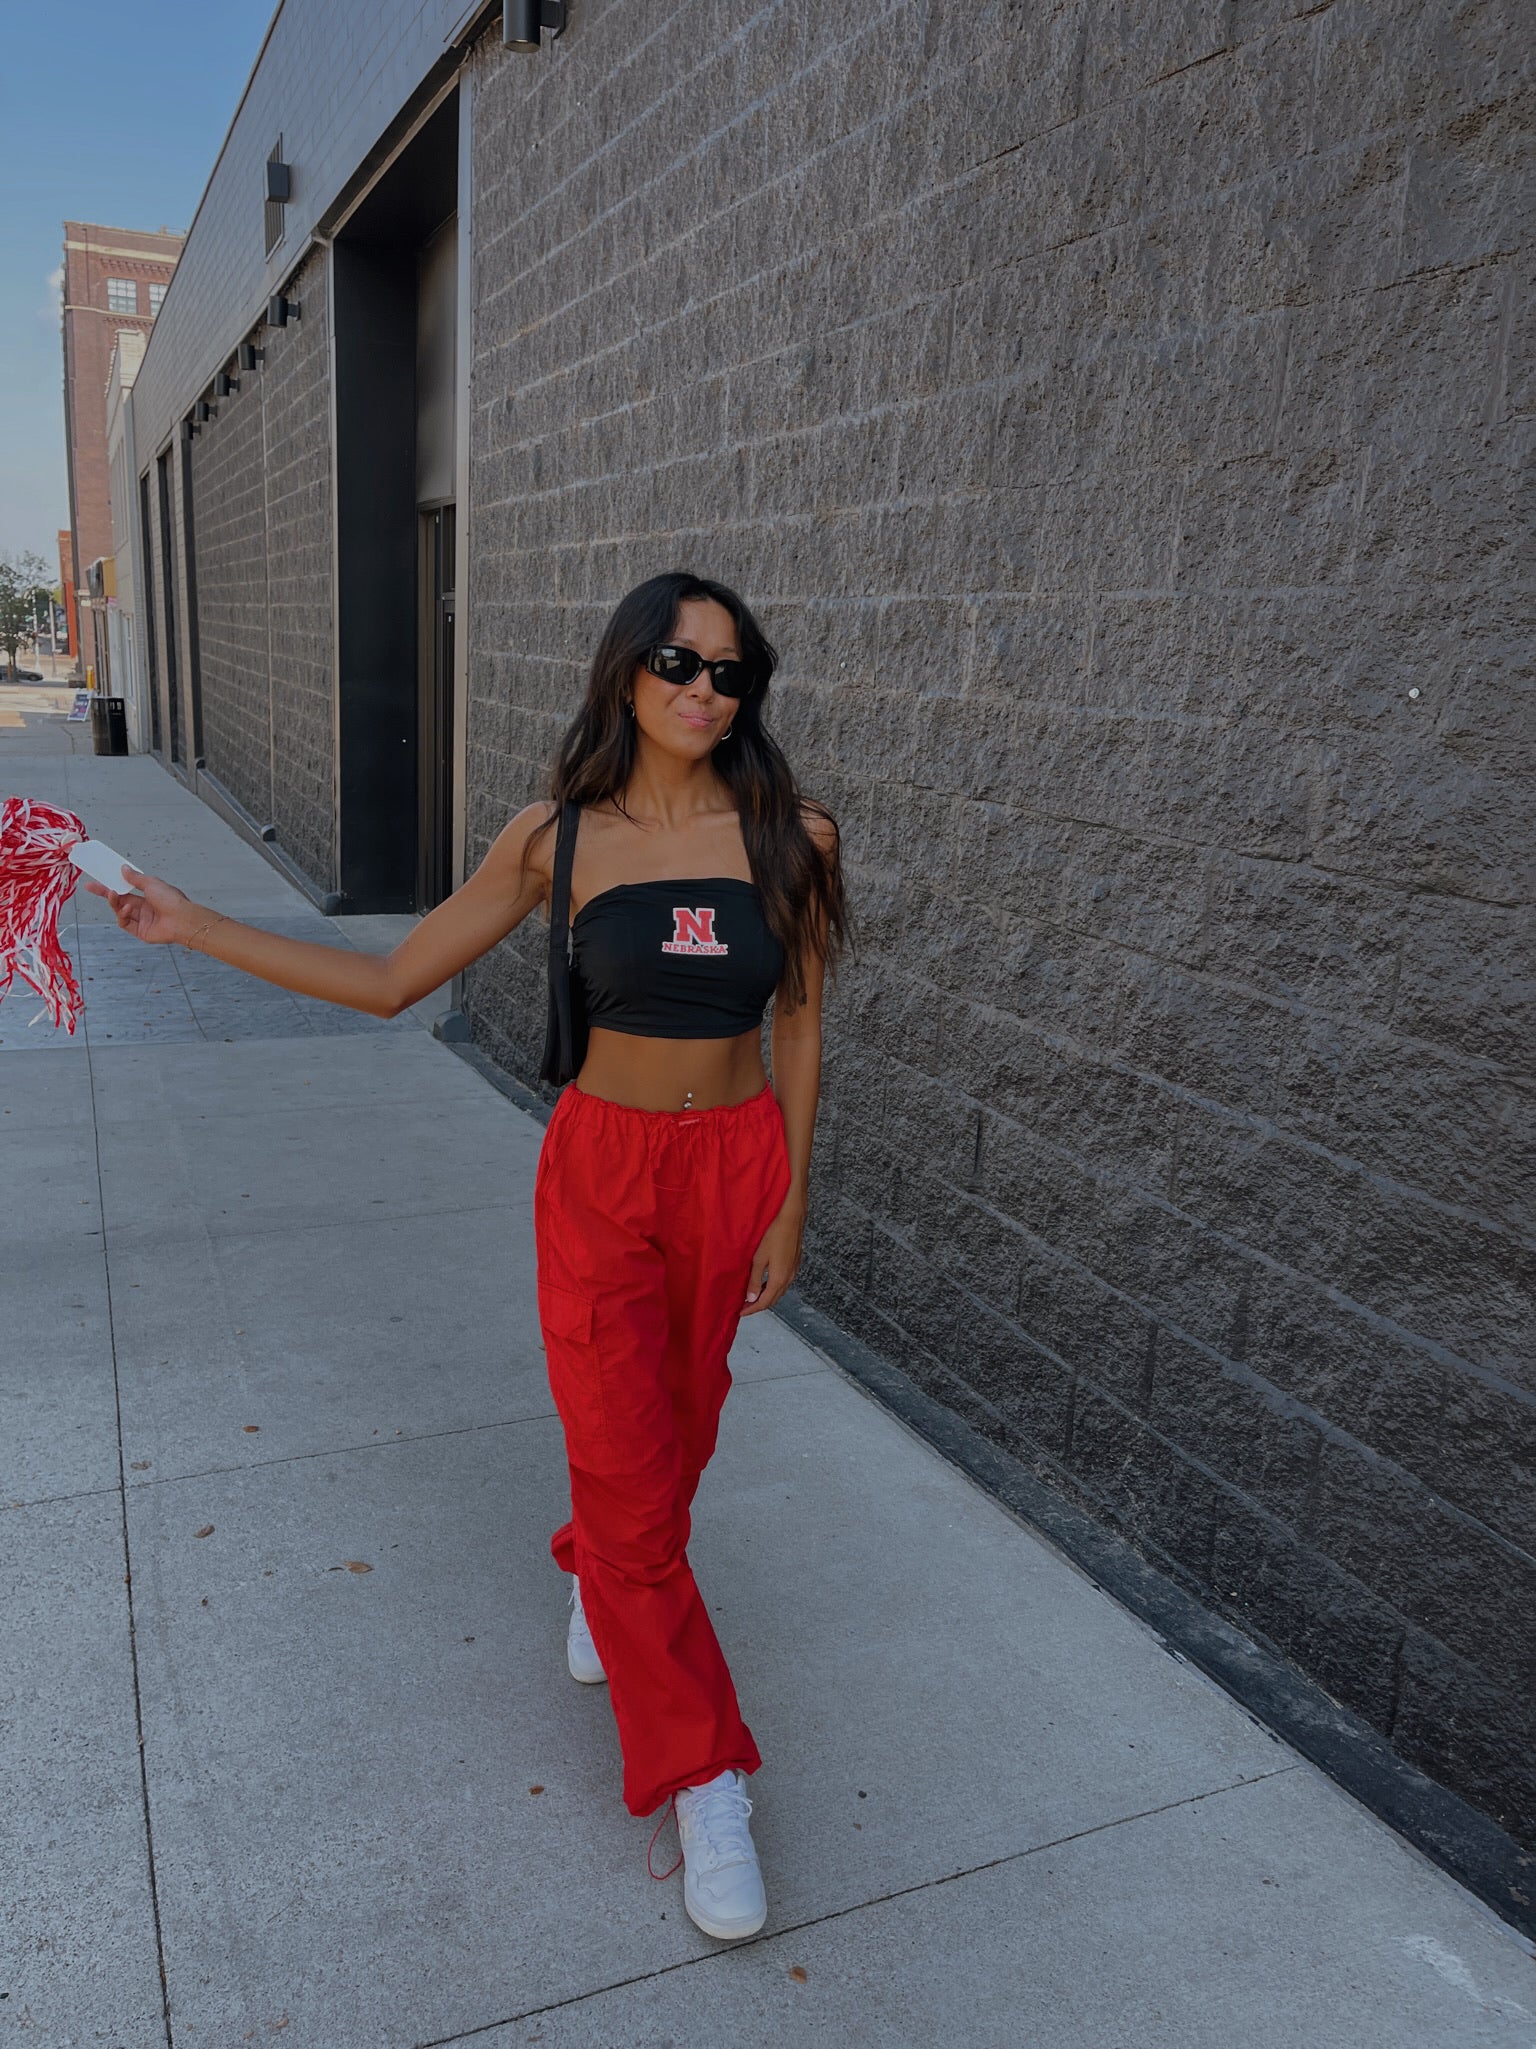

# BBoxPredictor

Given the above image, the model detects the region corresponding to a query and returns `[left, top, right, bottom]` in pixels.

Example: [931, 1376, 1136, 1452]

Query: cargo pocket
[537, 1280, 611, 1464]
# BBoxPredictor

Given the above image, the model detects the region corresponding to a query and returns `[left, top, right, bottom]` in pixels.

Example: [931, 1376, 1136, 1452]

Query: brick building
[61, 221, 183, 682]
[113, 0, 1534, 1914]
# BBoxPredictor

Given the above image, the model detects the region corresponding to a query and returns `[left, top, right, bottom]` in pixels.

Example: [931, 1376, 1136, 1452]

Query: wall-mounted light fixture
[504, 0, 567, 50]
[182, 418, 198, 443]
[265, 140, 290, 257]
[267, 293, 300, 327]
[214, 370, 238, 398]
[239, 341, 264, 372]
[195, 399, 213, 423]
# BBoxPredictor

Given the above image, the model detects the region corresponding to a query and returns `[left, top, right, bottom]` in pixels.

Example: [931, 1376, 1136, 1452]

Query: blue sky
[2, 0, 277, 564]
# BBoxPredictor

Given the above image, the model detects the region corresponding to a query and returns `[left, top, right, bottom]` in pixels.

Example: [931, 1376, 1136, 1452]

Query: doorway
[331, 90, 460, 913]
[139, 474, 163, 753]
[155, 451, 182, 766]
[136, 475, 161, 758]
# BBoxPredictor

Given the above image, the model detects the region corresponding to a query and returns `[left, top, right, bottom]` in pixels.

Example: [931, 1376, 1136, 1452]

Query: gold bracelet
[184, 911, 229, 955]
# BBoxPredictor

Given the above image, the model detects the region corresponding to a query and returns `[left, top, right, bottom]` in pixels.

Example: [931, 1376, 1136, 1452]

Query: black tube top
[572, 877, 786, 1039]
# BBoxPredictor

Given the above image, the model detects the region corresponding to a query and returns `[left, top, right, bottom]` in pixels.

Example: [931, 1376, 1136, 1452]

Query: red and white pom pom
[0, 795, 88, 1035]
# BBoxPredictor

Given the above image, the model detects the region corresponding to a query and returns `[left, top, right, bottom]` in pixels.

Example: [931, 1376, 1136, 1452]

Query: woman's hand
[83, 867, 201, 947]
[741, 1196, 807, 1316]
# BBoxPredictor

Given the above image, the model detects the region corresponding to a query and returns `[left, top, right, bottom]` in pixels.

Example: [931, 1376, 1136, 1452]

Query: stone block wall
[189, 356, 272, 827]
[183, 246, 338, 891]
[463, 0, 1532, 1840]
[261, 250, 337, 890]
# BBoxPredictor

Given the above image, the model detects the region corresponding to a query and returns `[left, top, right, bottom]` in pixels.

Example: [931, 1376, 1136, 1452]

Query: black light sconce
[267, 293, 300, 327]
[504, 0, 567, 50]
[196, 399, 213, 423]
[264, 140, 289, 257]
[239, 341, 264, 372]
[214, 370, 238, 398]
[182, 417, 198, 443]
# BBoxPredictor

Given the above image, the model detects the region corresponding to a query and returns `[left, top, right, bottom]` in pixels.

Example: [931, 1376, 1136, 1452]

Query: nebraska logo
[662, 906, 729, 956]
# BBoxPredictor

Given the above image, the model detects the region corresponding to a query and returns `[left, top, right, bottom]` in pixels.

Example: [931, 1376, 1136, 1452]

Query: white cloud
[38, 264, 63, 327]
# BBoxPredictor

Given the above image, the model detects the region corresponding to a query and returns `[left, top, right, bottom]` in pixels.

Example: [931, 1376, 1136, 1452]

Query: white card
[68, 838, 143, 894]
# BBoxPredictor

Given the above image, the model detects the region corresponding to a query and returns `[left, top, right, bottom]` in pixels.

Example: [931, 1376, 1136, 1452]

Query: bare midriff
[574, 1024, 768, 1112]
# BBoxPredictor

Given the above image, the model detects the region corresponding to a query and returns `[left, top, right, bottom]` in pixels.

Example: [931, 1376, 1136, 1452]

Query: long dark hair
[522, 570, 848, 1010]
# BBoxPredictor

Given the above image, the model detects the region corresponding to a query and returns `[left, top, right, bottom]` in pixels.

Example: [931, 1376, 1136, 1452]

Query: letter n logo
[672, 906, 717, 947]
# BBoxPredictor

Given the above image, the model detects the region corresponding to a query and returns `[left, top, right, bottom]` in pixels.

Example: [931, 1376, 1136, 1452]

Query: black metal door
[417, 505, 456, 911]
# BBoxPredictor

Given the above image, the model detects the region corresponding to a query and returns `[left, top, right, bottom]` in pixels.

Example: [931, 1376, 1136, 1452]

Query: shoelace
[684, 1777, 755, 1868]
[649, 1774, 755, 1883]
[647, 1778, 755, 1880]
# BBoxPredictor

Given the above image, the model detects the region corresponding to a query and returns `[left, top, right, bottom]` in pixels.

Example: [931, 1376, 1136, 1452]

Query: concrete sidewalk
[5, 715, 1534, 2047]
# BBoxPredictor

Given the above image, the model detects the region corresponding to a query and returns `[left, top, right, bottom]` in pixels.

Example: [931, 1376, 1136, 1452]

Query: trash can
[91, 695, 129, 757]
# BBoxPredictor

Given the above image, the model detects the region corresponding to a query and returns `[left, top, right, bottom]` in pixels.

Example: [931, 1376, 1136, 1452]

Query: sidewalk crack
[413, 1765, 1300, 2048]
[81, 955, 177, 2049]
[122, 1407, 564, 1493]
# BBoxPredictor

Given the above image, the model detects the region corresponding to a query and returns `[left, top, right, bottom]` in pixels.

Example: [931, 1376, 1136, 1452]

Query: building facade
[60, 221, 183, 684]
[113, 0, 1534, 1869]
[105, 332, 149, 749]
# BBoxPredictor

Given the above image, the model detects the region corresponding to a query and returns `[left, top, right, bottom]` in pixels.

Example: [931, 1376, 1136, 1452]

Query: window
[148, 283, 167, 316]
[107, 278, 138, 315]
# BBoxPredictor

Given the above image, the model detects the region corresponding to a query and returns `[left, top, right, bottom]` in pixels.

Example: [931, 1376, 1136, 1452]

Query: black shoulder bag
[539, 798, 588, 1086]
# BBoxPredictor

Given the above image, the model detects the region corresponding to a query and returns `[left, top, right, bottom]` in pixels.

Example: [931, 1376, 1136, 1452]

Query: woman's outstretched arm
[86, 800, 556, 1020]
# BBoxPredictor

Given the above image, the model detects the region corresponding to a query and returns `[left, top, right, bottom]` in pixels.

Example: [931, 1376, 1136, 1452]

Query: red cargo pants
[533, 1078, 793, 1817]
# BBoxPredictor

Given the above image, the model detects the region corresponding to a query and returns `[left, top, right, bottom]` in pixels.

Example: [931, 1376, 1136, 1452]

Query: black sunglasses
[643, 643, 758, 698]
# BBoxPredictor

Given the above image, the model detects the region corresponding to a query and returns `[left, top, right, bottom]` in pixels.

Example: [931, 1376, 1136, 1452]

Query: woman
[87, 570, 848, 1944]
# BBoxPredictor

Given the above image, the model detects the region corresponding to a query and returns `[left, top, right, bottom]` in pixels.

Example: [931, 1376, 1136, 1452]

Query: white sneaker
[674, 1769, 767, 1939]
[566, 1575, 606, 1684]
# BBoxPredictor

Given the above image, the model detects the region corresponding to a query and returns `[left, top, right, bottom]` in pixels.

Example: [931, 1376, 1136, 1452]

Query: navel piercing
[682, 1089, 695, 1109]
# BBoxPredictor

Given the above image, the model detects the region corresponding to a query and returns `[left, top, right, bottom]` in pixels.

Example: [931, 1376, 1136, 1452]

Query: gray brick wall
[462, 0, 1535, 1841]
[262, 250, 337, 890]
[182, 244, 338, 890]
[189, 364, 272, 826]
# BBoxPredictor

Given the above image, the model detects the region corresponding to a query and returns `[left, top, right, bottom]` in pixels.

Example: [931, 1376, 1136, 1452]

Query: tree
[0, 551, 55, 678]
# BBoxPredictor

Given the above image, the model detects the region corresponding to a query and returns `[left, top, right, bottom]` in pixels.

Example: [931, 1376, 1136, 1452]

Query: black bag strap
[549, 797, 578, 970]
[542, 799, 580, 1082]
